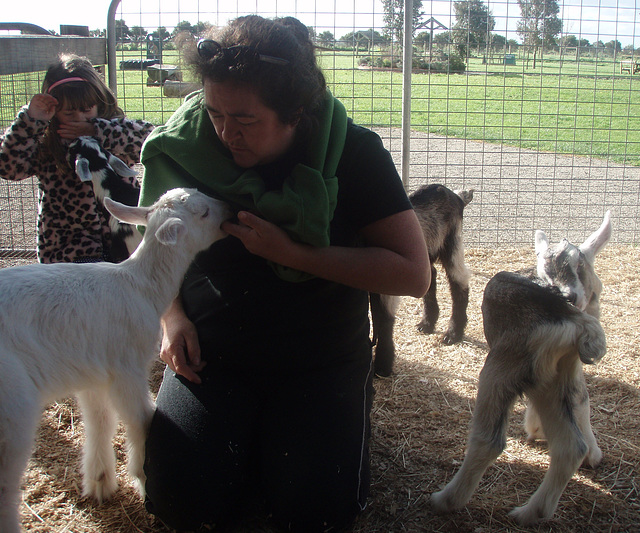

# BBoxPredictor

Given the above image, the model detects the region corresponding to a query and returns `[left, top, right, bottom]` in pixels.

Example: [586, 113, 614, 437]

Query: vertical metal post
[107, 0, 123, 95]
[401, 0, 413, 189]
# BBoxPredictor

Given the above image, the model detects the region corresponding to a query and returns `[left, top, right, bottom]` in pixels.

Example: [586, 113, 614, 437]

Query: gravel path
[1, 131, 639, 257]
[377, 128, 640, 246]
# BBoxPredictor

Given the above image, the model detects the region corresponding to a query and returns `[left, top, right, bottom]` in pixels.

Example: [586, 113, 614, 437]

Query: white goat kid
[0, 188, 230, 533]
[431, 211, 611, 526]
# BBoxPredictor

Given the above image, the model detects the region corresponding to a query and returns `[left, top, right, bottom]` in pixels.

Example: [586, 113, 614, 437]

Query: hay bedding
[10, 245, 640, 532]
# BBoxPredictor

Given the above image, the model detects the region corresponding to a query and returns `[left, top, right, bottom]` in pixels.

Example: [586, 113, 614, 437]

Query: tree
[307, 26, 317, 42]
[173, 20, 194, 37]
[130, 26, 148, 42]
[382, 0, 424, 44]
[507, 38, 519, 51]
[491, 34, 507, 50]
[340, 29, 387, 51]
[192, 21, 212, 37]
[517, 0, 562, 50]
[433, 31, 453, 46]
[317, 31, 335, 47]
[415, 31, 431, 47]
[114, 19, 131, 42]
[517, 0, 562, 67]
[560, 34, 578, 47]
[150, 26, 170, 42]
[605, 39, 622, 58]
[452, 0, 495, 55]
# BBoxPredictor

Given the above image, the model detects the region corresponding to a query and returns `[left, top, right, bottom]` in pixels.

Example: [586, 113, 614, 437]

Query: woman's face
[55, 102, 98, 125]
[203, 79, 297, 168]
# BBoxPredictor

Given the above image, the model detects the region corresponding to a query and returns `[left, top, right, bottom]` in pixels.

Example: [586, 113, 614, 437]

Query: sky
[2, 0, 639, 46]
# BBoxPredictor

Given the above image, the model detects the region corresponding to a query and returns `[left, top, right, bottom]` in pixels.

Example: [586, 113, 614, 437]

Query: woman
[140, 15, 429, 532]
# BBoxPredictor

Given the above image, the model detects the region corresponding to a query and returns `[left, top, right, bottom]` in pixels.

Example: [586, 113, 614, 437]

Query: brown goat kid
[431, 211, 612, 526]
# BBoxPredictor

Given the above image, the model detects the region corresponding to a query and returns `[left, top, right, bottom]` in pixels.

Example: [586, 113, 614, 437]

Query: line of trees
[94, 2, 637, 62]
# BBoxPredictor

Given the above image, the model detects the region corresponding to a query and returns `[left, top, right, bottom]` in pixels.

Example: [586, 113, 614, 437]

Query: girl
[0, 54, 154, 263]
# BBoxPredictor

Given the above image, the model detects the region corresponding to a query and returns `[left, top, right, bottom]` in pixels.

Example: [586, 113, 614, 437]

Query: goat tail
[576, 312, 606, 365]
[527, 312, 606, 383]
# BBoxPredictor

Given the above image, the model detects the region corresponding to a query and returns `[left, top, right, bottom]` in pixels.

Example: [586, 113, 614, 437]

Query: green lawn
[96, 50, 640, 166]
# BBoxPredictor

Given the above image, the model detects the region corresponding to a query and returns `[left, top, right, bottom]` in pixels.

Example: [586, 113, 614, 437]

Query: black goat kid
[371, 183, 474, 377]
[68, 136, 142, 262]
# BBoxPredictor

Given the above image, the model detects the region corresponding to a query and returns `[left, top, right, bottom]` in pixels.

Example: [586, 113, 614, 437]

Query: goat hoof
[584, 446, 603, 468]
[82, 474, 118, 504]
[442, 331, 463, 345]
[430, 489, 456, 514]
[417, 321, 435, 334]
[374, 360, 393, 378]
[508, 503, 549, 526]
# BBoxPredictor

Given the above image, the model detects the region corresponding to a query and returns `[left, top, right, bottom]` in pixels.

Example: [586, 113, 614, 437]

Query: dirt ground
[13, 243, 639, 533]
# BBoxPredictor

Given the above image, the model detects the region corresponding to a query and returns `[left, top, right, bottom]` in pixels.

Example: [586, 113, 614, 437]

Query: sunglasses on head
[197, 39, 290, 66]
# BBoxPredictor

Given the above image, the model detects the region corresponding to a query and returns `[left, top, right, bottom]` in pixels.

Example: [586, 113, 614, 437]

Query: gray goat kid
[371, 184, 474, 377]
[68, 136, 143, 262]
[0, 188, 230, 533]
[431, 211, 611, 526]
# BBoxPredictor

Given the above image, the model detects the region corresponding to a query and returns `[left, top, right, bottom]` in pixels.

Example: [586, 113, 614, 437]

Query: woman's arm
[222, 208, 430, 298]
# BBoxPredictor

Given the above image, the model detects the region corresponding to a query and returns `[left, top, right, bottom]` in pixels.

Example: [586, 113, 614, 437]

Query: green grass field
[319, 53, 640, 166]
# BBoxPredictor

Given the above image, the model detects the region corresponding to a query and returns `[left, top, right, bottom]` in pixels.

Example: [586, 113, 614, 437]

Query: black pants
[144, 349, 373, 532]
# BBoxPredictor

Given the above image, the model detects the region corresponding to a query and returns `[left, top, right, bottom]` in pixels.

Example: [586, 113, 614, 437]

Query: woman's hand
[160, 298, 205, 384]
[27, 94, 58, 122]
[223, 209, 430, 298]
[222, 211, 295, 264]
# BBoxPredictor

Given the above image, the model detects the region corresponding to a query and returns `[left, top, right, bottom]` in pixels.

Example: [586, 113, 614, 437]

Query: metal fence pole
[107, 0, 123, 95]
[401, 0, 413, 189]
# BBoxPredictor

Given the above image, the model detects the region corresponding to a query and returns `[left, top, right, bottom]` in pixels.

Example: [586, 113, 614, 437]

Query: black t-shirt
[181, 121, 412, 375]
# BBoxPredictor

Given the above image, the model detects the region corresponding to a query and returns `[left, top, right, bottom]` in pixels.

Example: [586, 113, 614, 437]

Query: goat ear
[535, 230, 549, 255]
[74, 157, 93, 182]
[107, 154, 139, 178]
[103, 197, 150, 226]
[580, 210, 612, 261]
[155, 218, 186, 245]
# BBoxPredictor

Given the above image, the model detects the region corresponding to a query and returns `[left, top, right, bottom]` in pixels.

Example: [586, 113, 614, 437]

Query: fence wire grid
[1, 0, 640, 257]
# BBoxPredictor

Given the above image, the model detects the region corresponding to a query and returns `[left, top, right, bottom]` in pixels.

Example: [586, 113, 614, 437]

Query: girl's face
[55, 102, 98, 125]
[203, 79, 297, 168]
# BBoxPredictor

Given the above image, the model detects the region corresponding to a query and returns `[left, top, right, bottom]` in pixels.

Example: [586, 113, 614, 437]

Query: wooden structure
[620, 60, 640, 74]
[0, 35, 106, 76]
[146, 64, 182, 86]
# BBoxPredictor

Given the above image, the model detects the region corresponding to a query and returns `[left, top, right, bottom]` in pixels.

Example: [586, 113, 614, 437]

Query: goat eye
[202, 208, 209, 218]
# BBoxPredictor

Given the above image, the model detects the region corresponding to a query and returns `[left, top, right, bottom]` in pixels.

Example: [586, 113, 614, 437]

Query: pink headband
[47, 77, 86, 94]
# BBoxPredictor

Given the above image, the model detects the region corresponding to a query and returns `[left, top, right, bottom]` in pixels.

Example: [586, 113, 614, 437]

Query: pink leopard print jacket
[0, 107, 154, 263]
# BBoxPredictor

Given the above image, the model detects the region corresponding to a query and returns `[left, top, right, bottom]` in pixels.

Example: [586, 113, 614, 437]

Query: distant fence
[1, 0, 639, 258]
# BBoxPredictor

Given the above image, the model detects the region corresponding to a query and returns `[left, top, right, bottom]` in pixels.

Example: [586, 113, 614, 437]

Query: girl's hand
[27, 94, 58, 122]
[56, 120, 97, 140]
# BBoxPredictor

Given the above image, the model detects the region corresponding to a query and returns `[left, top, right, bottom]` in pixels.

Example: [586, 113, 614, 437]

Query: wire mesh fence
[1, 0, 639, 257]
